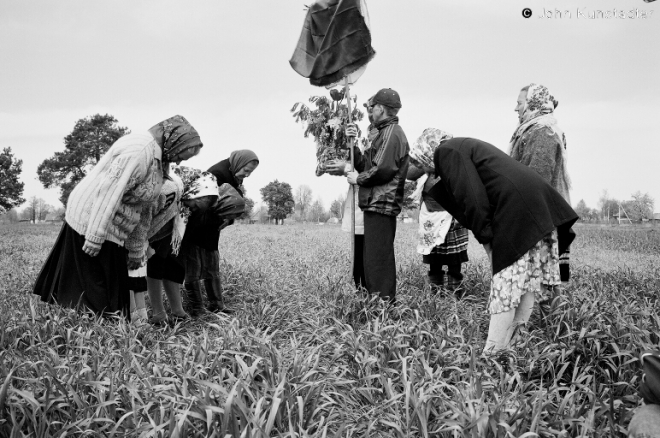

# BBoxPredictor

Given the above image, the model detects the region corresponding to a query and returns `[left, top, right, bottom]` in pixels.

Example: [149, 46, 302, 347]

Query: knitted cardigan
[65, 132, 164, 263]
[510, 125, 570, 203]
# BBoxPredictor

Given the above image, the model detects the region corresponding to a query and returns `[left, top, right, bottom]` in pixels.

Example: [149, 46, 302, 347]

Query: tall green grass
[0, 223, 657, 437]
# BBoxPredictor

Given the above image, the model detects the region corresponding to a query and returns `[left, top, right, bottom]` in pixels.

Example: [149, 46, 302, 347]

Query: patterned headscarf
[518, 83, 558, 127]
[173, 166, 218, 200]
[169, 166, 218, 254]
[228, 150, 259, 176]
[410, 128, 453, 170]
[150, 115, 203, 162]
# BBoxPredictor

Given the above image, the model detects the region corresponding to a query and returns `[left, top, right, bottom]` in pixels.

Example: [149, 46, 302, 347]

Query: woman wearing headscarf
[427, 136, 578, 354]
[510, 84, 572, 286]
[144, 167, 220, 325]
[33, 115, 203, 319]
[407, 128, 469, 294]
[177, 153, 257, 316]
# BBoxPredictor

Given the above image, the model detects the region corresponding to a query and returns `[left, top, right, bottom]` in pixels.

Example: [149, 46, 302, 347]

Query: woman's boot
[184, 280, 205, 318]
[204, 278, 233, 314]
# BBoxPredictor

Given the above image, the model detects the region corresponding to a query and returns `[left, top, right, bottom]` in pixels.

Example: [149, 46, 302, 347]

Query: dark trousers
[363, 211, 397, 302]
[353, 234, 366, 289]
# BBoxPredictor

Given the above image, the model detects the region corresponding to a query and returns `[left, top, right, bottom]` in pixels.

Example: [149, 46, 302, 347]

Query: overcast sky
[1, 0, 658, 213]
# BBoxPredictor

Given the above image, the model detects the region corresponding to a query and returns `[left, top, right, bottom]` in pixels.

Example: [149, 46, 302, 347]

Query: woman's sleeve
[352, 145, 366, 172]
[436, 147, 493, 244]
[84, 152, 145, 247]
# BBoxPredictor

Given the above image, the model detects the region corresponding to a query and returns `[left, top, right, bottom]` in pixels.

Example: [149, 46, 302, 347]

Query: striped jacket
[354, 117, 409, 216]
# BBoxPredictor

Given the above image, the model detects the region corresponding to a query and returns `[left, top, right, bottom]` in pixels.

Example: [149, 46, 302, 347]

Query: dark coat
[184, 184, 245, 251]
[353, 117, 409, 217]
[207, 159, 243, 196]
[184, 159, 244, 250]
[428, 137, 578, 274]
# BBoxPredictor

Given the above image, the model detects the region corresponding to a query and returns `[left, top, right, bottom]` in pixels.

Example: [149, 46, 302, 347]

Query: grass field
[0, 222, 659, 437]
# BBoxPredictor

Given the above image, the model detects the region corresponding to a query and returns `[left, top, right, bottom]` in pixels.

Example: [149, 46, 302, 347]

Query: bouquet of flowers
[291, 88, 364, 176]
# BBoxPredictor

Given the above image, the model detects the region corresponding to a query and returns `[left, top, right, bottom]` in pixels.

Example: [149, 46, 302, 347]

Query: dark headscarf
[208, 150, 259, 197]
[228, 150, 259, 175]
[150, 115, 203, 162]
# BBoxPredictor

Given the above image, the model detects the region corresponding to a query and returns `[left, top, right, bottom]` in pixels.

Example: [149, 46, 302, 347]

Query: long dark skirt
[33, 222, 130, 319]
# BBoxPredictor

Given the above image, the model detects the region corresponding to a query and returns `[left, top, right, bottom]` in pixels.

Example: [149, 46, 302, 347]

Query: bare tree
[23, 196, 39, 223]
[22, 196, 52, 223]
[309, 198, 326, 223]
[295, 184, 313, 221]
[37, 198, 52, 221]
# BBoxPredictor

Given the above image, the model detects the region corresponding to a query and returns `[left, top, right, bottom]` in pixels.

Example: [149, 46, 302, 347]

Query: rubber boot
[427, 269, 444, 295]
[184, 280, 205, 318]
[447, 264, 464, 298]
[204, 278, 233, 314]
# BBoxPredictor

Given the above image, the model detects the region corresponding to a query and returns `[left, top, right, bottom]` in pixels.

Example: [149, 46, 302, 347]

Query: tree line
[574, 190, 655, 223]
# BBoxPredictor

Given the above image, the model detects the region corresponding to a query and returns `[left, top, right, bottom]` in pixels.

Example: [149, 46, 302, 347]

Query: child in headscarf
[131, 168, 218, 325]
[407, 128, 469, 294]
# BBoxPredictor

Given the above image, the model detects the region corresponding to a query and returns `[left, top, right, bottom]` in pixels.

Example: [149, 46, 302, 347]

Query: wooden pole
[344, 77, 355, 275]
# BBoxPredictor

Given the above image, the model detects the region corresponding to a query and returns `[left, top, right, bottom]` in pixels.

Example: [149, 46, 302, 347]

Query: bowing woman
[427, 136, 578, 354]
[33, 115, 203, 319]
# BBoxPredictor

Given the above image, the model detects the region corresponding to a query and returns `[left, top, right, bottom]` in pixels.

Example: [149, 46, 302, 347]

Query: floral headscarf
[518, 83, 558, 126]
[409, 128, 453, 205]
[150, 115, 203, 162]
[228, 150, 259, 176]
[169, 166, 218, 254]
[410, 128, 453, 170]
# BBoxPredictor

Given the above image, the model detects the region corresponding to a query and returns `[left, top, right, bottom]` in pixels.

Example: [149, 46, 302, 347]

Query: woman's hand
[82, 240, 102, 257]
[345, 124, 358, 138]
[127, 259, 143, 270]
[325, 160, 348, 176]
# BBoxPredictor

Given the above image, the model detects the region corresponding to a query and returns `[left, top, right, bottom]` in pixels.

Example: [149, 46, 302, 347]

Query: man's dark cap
[372, 88, 401, 109]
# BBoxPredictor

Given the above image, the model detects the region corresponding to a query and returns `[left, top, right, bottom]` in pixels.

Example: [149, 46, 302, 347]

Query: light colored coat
[65, 132, 164, 263]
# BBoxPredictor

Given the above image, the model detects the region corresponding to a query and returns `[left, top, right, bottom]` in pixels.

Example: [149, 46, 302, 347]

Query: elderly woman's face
[175, 146, 201, 165]
[183, 195, 214, 213]
[515, 89, 528, 121]
[235, 161, 258, 181]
